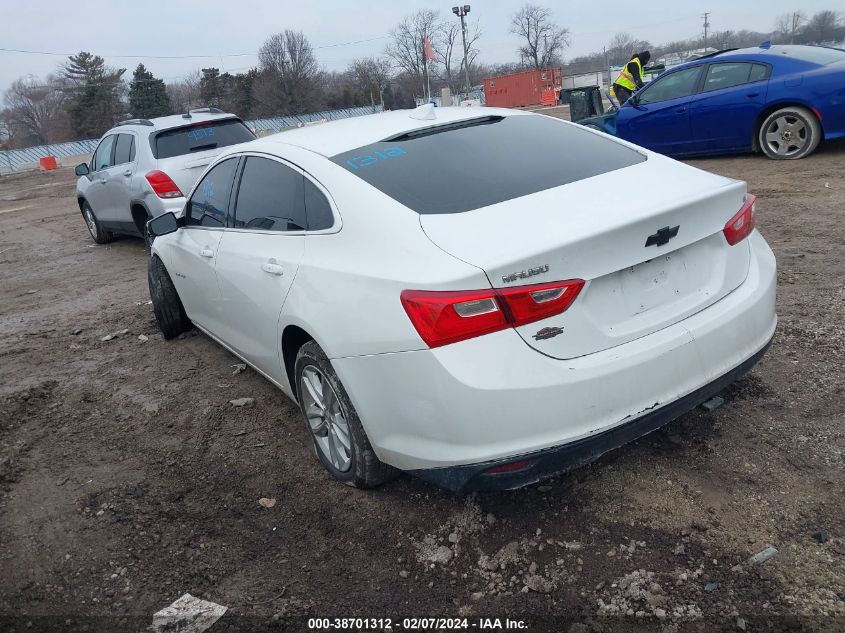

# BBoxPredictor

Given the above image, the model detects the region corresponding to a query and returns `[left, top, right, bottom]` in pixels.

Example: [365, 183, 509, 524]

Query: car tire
[148, 255, 191, 340]
[295, 340, 399, 488]
[81, 201, 112, 244]
[758, 106, 821, 160]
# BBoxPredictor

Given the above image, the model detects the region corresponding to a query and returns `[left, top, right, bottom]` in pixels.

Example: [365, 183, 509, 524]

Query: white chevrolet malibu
[146, 105, 776, 492]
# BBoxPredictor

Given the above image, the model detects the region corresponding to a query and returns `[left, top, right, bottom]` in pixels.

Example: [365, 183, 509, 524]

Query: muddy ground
[0, 138, 843, 633]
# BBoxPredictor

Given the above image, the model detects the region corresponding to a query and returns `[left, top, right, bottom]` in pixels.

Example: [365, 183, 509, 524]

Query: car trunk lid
[420, 157, 752, 359]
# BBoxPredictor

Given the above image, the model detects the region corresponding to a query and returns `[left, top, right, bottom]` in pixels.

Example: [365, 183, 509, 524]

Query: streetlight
[452, 5, 472, 95]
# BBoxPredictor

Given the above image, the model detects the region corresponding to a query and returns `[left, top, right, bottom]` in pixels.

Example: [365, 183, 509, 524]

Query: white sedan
[146, 105, 776, 491]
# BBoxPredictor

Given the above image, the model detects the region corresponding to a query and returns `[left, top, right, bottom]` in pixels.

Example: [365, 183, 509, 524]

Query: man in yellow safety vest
[613, 51, 651, 106]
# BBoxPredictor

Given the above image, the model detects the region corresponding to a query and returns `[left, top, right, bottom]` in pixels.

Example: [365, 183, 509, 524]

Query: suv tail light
[723, 194, 756, 245]
[401, 279, 585, 348]
[145, 170, 183, 199]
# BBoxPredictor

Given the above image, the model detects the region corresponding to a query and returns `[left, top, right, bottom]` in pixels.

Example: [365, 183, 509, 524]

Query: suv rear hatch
[152, 117, 255, 195]
[332, 112, 752, 359]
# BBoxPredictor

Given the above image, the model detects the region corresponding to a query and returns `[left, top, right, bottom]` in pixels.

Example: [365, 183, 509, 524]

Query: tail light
[482, 458, 537, 475]
[145, 170, 183, 199]
[723, 194, 756, 245]
[401, 279, 585, 348]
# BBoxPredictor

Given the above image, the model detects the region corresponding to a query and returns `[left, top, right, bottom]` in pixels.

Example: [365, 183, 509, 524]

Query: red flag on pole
[423, 35, 436, 61]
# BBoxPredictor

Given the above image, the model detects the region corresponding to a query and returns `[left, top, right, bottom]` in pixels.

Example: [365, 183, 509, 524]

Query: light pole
[452, 5, 472, 96]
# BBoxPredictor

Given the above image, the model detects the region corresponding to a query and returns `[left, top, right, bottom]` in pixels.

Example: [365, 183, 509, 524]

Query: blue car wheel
[758, 106, 821, 160]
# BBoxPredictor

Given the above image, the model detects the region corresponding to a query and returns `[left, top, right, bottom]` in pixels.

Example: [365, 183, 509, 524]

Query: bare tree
[3, 75, 68, 145]
[803, 10, 842, 44]
[166, 70, 202, 112]
[257, 30, 322, 114]
[605, 32, 651, 66]
[437, 18, 481, 91]
[385, 9, 440, 97]
[774, 11, 807, 43]
[510, 4, 570, 69]
[351, 57, 392, 107]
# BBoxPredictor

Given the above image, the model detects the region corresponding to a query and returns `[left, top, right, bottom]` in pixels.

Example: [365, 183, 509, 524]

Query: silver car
[74, 108, 255, 244]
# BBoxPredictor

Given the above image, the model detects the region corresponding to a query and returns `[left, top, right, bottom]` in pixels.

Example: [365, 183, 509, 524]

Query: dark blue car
[580, 44, 845, 159]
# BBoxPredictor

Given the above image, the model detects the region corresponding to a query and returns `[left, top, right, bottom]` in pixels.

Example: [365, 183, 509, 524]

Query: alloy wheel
[83, 207, 98, 239]
[300, 366, 352, 472]
[764, 115, 808, 157]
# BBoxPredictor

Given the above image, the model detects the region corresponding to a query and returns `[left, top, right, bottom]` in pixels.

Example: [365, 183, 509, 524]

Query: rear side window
[153, 119, 255, 159]
[233, 157, 306, 231]
[331, 115, 645, 215]
[702, 62, 769, 92]
[186, 157, 239, 228]
[113, 134, 135, 165]
[304, 179, 334, 230]
[781, 46, 845, 66]
[93, 135, 116, 171]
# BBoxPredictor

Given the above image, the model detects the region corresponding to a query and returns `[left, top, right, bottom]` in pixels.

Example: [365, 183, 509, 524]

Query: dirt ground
[1, 136, 843, 633]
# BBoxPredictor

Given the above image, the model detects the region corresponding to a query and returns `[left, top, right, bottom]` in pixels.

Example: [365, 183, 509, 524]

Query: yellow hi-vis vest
[615, 58, 643, 91]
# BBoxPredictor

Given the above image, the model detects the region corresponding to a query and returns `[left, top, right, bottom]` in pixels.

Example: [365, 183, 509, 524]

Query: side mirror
[75, 163, 90, 176]
[147, 212, 179, 238]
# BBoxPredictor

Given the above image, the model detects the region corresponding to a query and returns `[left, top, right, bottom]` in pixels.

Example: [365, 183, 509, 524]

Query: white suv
[74, 108, 255, 244]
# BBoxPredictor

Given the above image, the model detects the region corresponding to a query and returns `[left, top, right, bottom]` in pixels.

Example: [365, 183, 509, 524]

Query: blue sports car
[579, 44, 845, 159]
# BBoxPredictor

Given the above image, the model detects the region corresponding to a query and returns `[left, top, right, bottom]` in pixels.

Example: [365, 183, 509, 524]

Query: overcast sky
[1, 0, 838, 94]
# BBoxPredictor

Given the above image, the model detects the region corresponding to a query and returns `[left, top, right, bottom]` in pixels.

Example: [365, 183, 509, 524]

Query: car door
[85, 134, 117, 220]
[167, 156, 240, 334]
[616, 65, 704, 156]
[214, 155, 308, 381]
[688, 62, 770, 152]
[101, 133, 137, 230]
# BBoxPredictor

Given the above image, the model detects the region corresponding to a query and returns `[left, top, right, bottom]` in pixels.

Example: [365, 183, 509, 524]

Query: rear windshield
[153, 119, 255, 159]
[331, 115, 645, 214]
[779, 46, 845, 65]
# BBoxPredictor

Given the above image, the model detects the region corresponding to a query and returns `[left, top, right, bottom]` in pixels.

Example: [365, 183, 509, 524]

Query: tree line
[1, 5, 843, 149]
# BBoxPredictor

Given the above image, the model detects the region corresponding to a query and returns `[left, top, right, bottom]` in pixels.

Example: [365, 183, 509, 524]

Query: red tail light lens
[483, 458, 537, 475]
[723, 194, 756, 245]
[145, 170, 183, 199]
[401, 279, 585, 348]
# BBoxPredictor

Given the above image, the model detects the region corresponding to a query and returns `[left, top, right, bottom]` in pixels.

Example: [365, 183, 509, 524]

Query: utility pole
[452, 5, 472, 95]
[702, 12, 711, 51]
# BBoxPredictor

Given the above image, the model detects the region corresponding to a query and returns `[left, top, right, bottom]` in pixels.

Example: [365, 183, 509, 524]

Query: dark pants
[613, 85, 634, 106]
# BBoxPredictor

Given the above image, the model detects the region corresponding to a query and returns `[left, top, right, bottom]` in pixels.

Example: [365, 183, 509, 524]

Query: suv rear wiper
[190, 143, 218, 152]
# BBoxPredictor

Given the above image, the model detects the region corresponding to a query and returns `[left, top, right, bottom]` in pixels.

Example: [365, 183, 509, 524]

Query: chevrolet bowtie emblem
[645, 225, 680, 247]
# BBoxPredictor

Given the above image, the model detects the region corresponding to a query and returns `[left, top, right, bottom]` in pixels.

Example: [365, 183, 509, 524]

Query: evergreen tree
[61, 51, 125, 138]
[128, 64, 173, 118]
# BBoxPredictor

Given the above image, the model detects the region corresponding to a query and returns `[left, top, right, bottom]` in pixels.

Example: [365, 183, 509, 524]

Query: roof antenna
[409, 103, 436, 121]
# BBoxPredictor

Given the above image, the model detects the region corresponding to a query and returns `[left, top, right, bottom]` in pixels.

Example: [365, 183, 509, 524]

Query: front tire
[294, 340, 398, 488]
[81, 201, 112, 244]
[758, 106, 821, 160]
[148, 255, 191, 340]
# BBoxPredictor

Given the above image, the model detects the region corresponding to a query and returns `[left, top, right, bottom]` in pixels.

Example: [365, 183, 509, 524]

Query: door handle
[99, 178, 108, 184]
[746, 92, 760, 98]
[199, 248, 214, 258]
[123, 169, 132, 177]
[261, 261, 285, 276]
[675, 107, 687, 113]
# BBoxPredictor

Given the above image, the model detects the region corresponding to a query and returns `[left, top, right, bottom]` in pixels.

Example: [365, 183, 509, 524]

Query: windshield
[331, 115, 645, 214]
[153, 119, 255, 159]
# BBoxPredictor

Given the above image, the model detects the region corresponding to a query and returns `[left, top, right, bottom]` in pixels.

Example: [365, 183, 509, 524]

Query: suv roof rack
[117, 118, 154, 127]
[182, 107, 225, 119]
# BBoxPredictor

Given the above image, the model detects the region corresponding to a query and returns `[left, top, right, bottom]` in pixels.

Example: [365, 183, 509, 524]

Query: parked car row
[580, 44, 845, 160]
[77, 100, 777, 492]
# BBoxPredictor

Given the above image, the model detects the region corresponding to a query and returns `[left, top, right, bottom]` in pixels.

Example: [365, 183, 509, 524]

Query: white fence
[0, 105, 382, 173]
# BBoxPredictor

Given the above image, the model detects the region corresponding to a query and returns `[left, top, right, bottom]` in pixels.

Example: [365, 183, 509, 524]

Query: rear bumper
[410, 336, 771, 491]
[332, 231, 776, 484]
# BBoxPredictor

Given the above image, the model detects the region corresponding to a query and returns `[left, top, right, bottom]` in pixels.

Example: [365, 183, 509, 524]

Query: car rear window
[780, 46, 845, 66]
[331, 115, 646, 214]
[153, 119, 255, 159]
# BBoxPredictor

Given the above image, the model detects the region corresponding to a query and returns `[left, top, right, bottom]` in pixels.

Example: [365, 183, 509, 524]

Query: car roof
[110, 111, 239, 134]
[670, 44, 838, 69]
[245, 106, 532, 157]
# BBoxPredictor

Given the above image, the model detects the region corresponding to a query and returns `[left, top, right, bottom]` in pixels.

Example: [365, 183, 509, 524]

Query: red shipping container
[484, 68, 562, 108]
